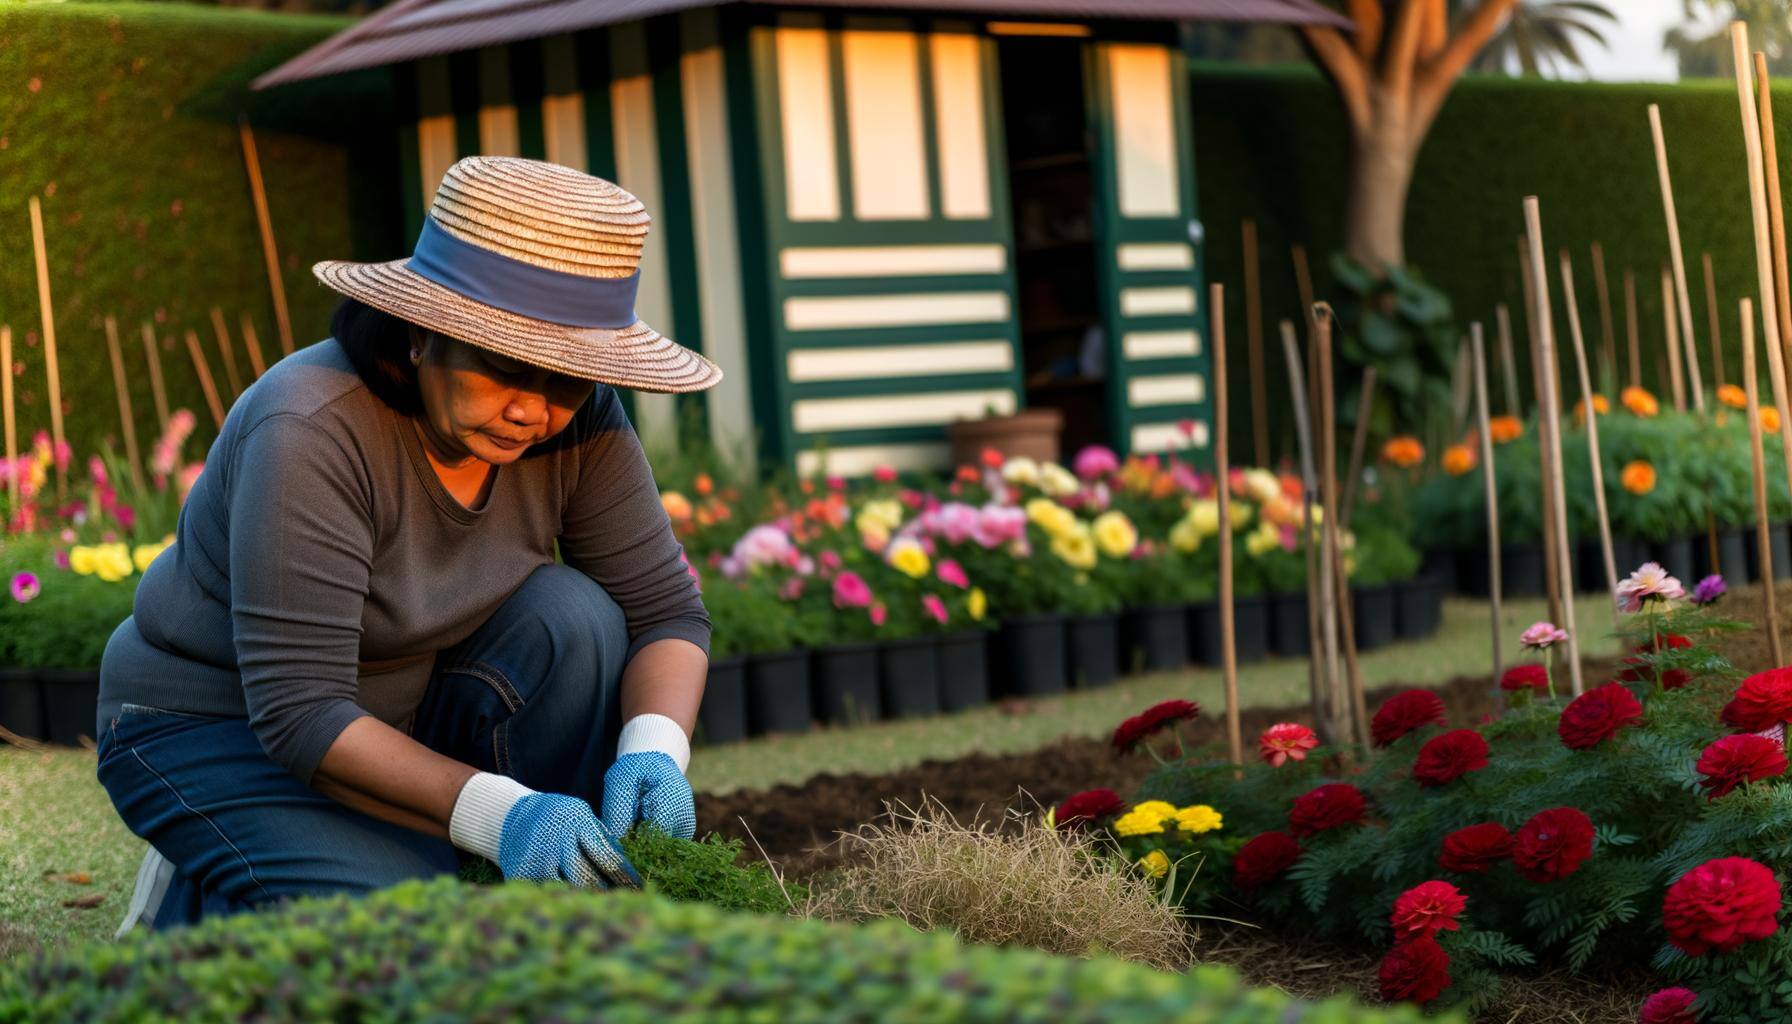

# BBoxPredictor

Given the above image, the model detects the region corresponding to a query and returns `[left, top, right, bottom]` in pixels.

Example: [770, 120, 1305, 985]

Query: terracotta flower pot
[945, 409, 1064, 469]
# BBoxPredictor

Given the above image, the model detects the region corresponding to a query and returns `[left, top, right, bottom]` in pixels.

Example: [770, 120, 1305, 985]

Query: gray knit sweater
[97, 340, 710, 784]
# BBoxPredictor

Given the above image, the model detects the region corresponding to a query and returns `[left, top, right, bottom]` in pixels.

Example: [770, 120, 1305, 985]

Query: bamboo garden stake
[1, 326, 15, 514]
[1524, 197, 1584, 696]
[1560, 253, 1620, 623]
[1591, 243, 1617, 391]
[1211, 283, 1242, 766]
[1662, 266, 1686, 411]
[1495, 304, 1521, 415]
[1243, 220, 1268, 466]
[103, 316, 144, 492]
[1624, 270, 1642, 389]
[1314, 305, 1352, 747]
[28, 196, 67, 502]
[1704, 253, 1726, 389]
[184, 329, 227, 429]
[240, 313, 268, 379]
[1292, 245, 1318, 336]
[1522, 251, 1566, 628]
[1755, 53, 1792, 381]
[1333, 355, 1373, 754]
[1649, 104, 1706, 411]
[1280, 319, 1332, 744]
[240, 116, 294, 356]
[1742, 299, 1784, 664]
[139, 322, 170, 432]
[209, 307, 244, 400]
[1471, 324, 1502, 682]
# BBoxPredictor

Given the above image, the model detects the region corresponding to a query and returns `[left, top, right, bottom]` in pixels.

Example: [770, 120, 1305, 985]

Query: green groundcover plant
[1063, 574, 1792, 1021]
[0, 875, 1440, 1023]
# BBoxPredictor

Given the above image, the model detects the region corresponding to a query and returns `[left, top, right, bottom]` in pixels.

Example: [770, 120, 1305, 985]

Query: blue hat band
[405, 217, 640, 329]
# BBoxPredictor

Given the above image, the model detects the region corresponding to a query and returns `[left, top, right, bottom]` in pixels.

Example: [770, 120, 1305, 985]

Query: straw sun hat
[313, 156, 721, 393]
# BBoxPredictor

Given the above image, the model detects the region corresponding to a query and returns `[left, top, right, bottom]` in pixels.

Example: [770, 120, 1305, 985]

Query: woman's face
[410, 328, 595, 465]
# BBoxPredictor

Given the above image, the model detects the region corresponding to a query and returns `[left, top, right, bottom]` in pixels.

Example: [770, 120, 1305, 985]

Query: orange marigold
[1621, 460, 1656, 495]
[1442, 444, 1476, 476]
[1382, 435, 1425, 468]
[694, 473, 715, 497]
[1573, 394, 1610, 424]
[661, 491, 693, 522]
[1765, 407, 1783, 434]
[1621, 386, 1660, 418]
[1488, 415, 1524, 444]
[1718, 384, 1749, 410]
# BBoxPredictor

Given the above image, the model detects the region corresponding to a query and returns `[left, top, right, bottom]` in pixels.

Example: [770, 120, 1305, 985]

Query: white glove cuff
[616, 713, 692, 774]
[448, 771, 536, 863]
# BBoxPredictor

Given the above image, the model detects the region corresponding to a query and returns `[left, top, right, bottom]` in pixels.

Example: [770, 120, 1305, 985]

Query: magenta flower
[971, 504, 1027, 549]
[1519, 621, 1568, 650]
[832, 571, 872, 609]
[9, 571, 40, 603]
[922, 593, 949, 626]
[1616, 561, 1685, 613]
[52, 550, 70, 571]
[1693, 574, 1727, 606]
[1072, 445, 1119, 481]
[873, 465, 898, 484]
[937, 559, 969, 589]
[778, 577, 805, 601]
[818, 550, 843, 574]
[869, 603, 888, 627]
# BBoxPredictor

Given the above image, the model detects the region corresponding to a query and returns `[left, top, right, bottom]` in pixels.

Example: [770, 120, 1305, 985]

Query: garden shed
[256, 0, 1347, 475]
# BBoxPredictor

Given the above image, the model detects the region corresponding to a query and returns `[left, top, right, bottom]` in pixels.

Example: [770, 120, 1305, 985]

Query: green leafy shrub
[0, 876, 1438, 1022]
[0, 534, 135, 669]
[621, 825, 799, 916]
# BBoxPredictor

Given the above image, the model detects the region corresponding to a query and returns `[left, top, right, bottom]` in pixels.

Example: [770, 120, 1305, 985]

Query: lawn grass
[0, 591, 1614, 956]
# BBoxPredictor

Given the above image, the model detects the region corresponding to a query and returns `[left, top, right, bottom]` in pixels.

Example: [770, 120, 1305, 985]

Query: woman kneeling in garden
[95, 157, 719, 932]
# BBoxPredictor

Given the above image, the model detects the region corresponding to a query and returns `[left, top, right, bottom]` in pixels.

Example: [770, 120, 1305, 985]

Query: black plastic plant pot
[997, 614, 1068, 697]
[747, 650, 812, 736]
[1234, 594, 1269, 663]
[1270, 592, 1310, 658]
[1067, 613, 1120, 688]
[879, 636, 941, 719]
[1745, 523, 1792, 583]
[1650, 536, 1696, 582]
[41, 668, 102, 747]
[1123, 605, 1187, 673]
[812, 643, 881, 726]
[937, 631, 991, 713]
[1421, 547, 1459, 595]
[0, 669, 44, 742]
[1499, 544, 1546, 598]
[1395, 576, 1445, 640]
[1351, 585, 1398, 651]
[696, 656, 749, 745]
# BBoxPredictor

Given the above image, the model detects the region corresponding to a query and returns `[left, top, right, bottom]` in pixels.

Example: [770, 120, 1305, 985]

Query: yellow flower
[1138, 849, 1170, 879]
[858, 519, 891, 552]
[1039, 462, 1080, 497]
[1169, 518, 1201, 554]
[1245, 521, 1281, 557]
[858, 499, 905, 533]
[1000, 456, 1040, 486]
[1175, 805, 1223, 834]
[1187, 500, 1220, 538]
[887, 537, 931, 579]
[132, 542, 169, 573]
[1051, 525, 1097, 570]
[1025, 497, 1078, 539]
[69, 546, 99, 576]
[95, 543, 133, 583]
[1113, 800, 1176, 837]
[1092, 511, 1138, 558]
[1242, 468, 1281, 504]
[967, 586, 987, 621]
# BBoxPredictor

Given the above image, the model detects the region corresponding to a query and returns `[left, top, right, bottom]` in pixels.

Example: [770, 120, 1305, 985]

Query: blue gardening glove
[600, 714, 696, 839]
[449, 773, 642, 889]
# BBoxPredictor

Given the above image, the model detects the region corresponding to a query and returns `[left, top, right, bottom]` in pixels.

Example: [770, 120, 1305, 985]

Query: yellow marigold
[132, 542, 171, 574]
[1621, 386, 1659, 418]
[1381, 435, 1425, 468]
[1186, 500, 1221, 538]
[94, 543, 133, 583]
[858, 498, 904, 532]
[1051, 525, 1097, 570]
[1038, 462, 1080, 497]
[1245, 521, 1282, 557]
[1025, 498, 1078, 539]
[967, 586, 987, 621]
[1169, 517, 1202, 554]
[1113, 801, 1176, 837]
[1572, 394, 1610, 424]
[1137, 849, 1170, 879]
[1488, 415, 1524, 444]
[661, 491, 693, 522]
[1441, 444, 1476, 476]
[1719, 383, 1749, 410]
[1175, 805, 1223, 834]
[1092, 510, 1138, 558]
[1621, 460, 1656, 495]
[1765, 407, 1783, 434]
[887, 537, 931, 579]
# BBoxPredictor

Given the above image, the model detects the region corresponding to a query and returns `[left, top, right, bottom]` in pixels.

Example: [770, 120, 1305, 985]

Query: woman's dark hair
[330, 298, 424, 416]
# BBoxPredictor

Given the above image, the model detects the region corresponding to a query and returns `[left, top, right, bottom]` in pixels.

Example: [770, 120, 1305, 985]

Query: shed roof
[253, 0, 1350, 89]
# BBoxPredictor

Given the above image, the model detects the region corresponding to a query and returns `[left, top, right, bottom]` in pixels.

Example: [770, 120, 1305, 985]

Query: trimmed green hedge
[0, 876, 1440, 1022]
[1194, 64, 1777, 448]
[0, 2, 395, 458]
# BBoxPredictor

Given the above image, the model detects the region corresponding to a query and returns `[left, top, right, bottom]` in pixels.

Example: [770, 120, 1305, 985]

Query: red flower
[1258, 722, 1319, 767]
[1411, 729, 1490, 788]
[1722, 668, 1792, 732]
[1390, 880, 1467, 941]
[1288, 783, 1367, 837]
[1638, 988, 1699, 1024]
[1500, 664, 1549, 692]
[1111, 699, 1200, 754]
[1637, 633, 1693, 654]
[1557, 682, 1644, 750]
[1439, 822, 1513, 874]
[1378, 934, 1451, 1005]
[1053, 788, 1125, 828]
[1511, 806, 1596, 882]
[1372, 690, 1447, 747]
[1663, 857, 1782, 956]
[1233, 831, 1302, 891]
[1696, 734, 1788, 799]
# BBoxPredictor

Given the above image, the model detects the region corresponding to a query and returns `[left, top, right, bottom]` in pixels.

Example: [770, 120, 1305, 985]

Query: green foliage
[0, 875, 1440, 1022]
[1329, 256, 1460, 436]
[0, 534, 135, 668]
[621, 825, 800, 916]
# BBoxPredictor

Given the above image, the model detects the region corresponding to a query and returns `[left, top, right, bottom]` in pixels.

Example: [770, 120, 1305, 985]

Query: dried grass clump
[800, 798, 1190, 971]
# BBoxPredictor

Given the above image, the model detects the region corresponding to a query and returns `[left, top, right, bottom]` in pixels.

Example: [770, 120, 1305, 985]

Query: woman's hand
[600, 714, 696, 839]
[450, 773, 642, 888]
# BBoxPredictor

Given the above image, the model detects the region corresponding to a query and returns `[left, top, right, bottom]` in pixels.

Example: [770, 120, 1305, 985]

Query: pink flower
[922, 593, 948, 625]
[818, 550, 843, 574]
[52, 550, 70, 570]
[937, 559, 969, 589]
[9, 571, 39, 603]
[832, 571, 872, 609]
[825, 475, 846, 491]
[972, 504, 1027, 549]
[778, 577, 805, 601]
[873, 465, 898, 484]
[723, 524, 797, 578]
[1258, 723, 1319, 767]
[177, 462, 205, 503]
[1072, 445, 1119, 481]
[870, 603, 887, 627]
[924, 502, 981, 545]
[1616, 561, 1685, 613]
[1520, 621, 1568, 650]
[1176, 418, 1196, 438]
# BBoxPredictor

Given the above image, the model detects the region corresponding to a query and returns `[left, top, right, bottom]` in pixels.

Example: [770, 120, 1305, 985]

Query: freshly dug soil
[697, 673, 1517, 878]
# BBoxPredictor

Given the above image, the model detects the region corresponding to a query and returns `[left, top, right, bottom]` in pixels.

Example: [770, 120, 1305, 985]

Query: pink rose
[937, 559, 969, 588]
[832, 571, 872, 609]
[922, 593, 948, 625]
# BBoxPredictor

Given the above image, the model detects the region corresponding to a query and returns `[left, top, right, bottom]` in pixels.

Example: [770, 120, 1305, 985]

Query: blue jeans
[96, 564, 630, 931]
